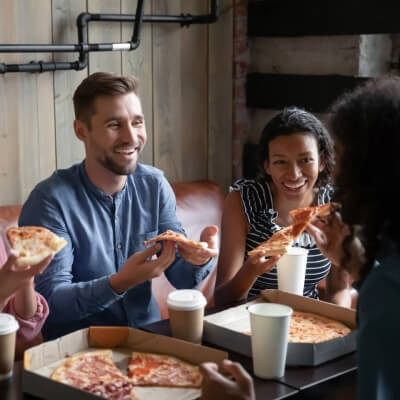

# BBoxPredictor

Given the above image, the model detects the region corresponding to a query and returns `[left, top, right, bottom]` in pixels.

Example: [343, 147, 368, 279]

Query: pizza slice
[6, 226, 67, 267]
[143, 229, 208, 249]
[290, 202, 340, 238]
[127, 351, 203, 388]
[247, 202, 340, 257]
[51, 349, 138, 400]
[247, 226, 294, 257]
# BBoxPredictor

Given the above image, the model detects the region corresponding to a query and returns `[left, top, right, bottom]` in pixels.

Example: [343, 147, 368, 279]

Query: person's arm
[0, 253, 51, 355]
[0, 253, 52, 309]
[214, 191, 279, 306]
[19, 191, 127, 326]
[325, 263, 352, 307]
[13, 280, 37, 318]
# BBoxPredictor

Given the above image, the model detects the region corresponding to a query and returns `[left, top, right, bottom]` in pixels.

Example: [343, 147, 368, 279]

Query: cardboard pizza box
[23, 326, 228, 400]
[203, 289, 357, 366]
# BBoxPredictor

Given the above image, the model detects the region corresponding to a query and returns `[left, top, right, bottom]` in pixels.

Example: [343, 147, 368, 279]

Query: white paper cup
[167, 289, 207, 344]
[277, 247, 308, 295]
[0, 313, 19, 380]
[248, 303, 292, 379]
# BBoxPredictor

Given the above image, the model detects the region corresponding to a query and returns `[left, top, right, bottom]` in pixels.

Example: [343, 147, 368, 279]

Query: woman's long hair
[329, 76, 400, 280]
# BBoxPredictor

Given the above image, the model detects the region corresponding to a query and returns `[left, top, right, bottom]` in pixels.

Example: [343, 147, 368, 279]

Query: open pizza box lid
[23, 326, 228, 400]
[203, 289, 357, 366]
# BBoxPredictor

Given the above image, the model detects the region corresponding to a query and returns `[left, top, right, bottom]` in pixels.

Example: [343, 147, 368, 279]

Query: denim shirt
[19, 162, 213, 340]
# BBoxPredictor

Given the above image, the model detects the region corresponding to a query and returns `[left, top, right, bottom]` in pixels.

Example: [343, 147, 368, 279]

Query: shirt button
[117, 243, 122, 249]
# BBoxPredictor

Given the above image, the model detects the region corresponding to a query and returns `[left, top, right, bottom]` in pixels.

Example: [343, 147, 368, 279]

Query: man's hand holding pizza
[177, 225, 219, 266]
[109, 241, 176, 294]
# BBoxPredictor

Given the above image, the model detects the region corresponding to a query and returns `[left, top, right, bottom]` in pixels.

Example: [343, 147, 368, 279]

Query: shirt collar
[79, 161, 127, 204]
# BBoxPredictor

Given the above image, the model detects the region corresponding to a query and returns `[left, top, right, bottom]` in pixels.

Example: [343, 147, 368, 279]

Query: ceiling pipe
[0, 0, 219, 74]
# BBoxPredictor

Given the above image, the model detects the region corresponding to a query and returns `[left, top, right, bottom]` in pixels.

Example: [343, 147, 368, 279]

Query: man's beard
[100, 154, 138, 176]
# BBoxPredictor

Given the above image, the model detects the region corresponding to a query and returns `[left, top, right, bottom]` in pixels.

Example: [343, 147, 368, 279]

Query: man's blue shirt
[19, 162, 213, 340]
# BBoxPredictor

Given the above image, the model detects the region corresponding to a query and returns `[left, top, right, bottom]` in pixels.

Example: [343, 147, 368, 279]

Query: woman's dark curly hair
[256, 107, 334, 188]
[329, 75, 400, 281]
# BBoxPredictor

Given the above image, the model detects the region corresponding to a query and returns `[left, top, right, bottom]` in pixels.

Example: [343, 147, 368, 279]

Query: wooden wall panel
[0, 0, 234, 205]
[0, 0, 55, 205]
[89, 0, 122, 73]
[122, 0, 153, 166]
[208, 0, 233, 192]
[152, 0, 208, 182]
[52, 0, 87, 170]
[0, 1, 20, 205]
[16, 0, 56, 202]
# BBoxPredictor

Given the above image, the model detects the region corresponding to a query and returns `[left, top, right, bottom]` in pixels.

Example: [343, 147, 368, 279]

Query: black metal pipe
[0, 0, 219, 74]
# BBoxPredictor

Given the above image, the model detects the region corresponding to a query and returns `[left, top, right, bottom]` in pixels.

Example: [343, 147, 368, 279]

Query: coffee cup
[167, 289, 207, 344]
[0, 313, 19, 380]
[277, 247, 308, 295]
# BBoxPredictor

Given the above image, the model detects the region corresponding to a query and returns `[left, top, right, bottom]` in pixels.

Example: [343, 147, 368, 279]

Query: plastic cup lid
[0, 313, 19, 335]
[248, 303, 293, 317]
[167, 289, 207, 311]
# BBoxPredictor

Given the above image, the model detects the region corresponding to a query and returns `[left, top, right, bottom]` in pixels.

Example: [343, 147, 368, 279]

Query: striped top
[231, 179, 333, 299]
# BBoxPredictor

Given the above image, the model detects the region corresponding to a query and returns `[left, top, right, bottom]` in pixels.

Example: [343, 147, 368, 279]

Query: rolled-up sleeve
[4, 292, 48, 343]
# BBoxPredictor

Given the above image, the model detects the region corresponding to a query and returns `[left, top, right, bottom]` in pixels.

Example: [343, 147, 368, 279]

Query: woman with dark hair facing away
[307, 76, 400, 399]
[215, 107, 352, 307]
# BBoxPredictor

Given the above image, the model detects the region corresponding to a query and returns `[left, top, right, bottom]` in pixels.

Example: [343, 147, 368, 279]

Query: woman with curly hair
[307, 76, 400, 399]
[215, 107, 352, 307]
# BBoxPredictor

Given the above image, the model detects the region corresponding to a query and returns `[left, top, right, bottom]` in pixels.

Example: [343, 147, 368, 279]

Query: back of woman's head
[330, 76, 400, 261]
[257, 107, 334, 187]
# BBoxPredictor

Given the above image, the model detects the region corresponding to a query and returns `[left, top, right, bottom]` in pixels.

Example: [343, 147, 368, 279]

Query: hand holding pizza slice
[144, 226, 219, 266]
[6, 226, 67, 267]
[248, 202, 340, 257]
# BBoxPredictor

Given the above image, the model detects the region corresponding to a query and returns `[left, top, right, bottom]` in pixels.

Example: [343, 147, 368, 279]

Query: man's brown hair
[73, 72, 139, 129]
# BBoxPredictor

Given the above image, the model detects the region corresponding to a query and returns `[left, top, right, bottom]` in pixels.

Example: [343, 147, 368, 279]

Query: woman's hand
[0, 253, 53, 310]
[306, 212, 350, 266]
[307, 212, 364, 281]
[245, 252, 281, 277]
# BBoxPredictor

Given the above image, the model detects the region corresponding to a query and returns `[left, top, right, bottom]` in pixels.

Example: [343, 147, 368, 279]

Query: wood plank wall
[0, 0, 233, 206]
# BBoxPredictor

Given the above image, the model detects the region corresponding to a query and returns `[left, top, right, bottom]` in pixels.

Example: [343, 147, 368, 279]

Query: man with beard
[19, 72, 218, 340]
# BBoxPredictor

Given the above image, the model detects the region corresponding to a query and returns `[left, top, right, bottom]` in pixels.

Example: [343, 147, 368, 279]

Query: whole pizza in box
[51, 349, 203, 399]
[243, 310, 351, 343]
